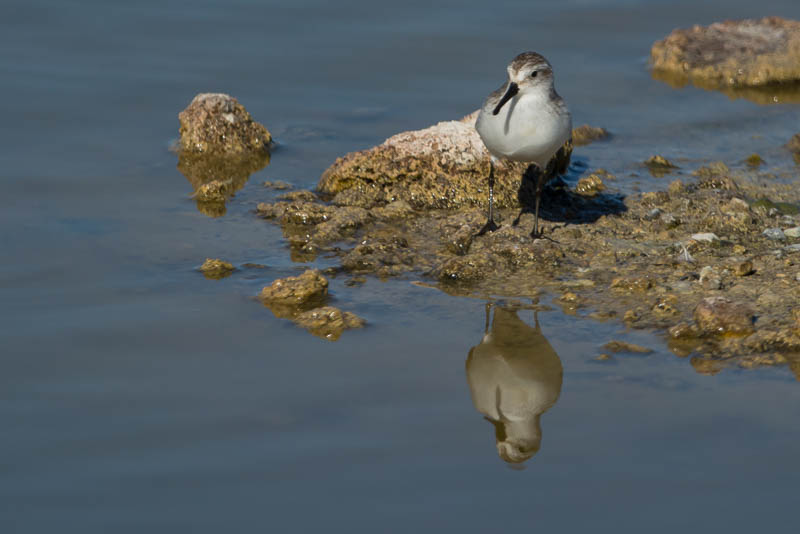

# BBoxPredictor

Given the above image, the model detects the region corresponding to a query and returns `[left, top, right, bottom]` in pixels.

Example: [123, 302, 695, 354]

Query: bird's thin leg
[476, 159, 500, 236]
[484, 301, 492, 334]
[531, 167, 545, 238]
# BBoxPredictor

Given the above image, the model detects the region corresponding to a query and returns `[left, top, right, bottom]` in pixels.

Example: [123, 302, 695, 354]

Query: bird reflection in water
[466, 303, 563, 465]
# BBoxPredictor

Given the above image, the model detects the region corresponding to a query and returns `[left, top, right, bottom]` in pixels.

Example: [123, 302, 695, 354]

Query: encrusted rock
[341, 235, 417, 276]
[199, 258, 235, 279]
[178, 93, 271, 154]
[651, 17, 800, 89]
[293, 306, 366, 341]
[318, 111, 571, 210]
[260, 270, 328, 313]
[694, 296, 755, 336]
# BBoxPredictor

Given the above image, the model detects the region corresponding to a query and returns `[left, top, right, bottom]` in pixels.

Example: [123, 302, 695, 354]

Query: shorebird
[475, 52, 572, 237]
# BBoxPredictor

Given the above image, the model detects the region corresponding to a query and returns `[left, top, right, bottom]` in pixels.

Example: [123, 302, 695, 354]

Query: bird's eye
[530, 71, 538, 78]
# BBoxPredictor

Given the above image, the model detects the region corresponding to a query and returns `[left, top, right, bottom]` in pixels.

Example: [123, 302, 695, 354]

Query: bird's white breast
[476, 90, 571, 167]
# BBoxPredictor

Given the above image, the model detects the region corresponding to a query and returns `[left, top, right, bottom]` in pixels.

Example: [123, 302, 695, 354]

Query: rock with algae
[178, 93, 271, 154]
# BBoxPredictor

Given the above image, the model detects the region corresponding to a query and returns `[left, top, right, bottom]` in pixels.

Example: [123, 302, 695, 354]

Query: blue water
[2, 1, 800, 532]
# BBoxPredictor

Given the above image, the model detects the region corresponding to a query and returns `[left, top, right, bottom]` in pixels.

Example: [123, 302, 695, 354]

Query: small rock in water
[745, 153, 764, 167]
[263, 180, 293, 190]
[785, 227, 800, 238]
[691, 232, 720, 243]
[199, 258, 235, 279]
[595, 354, 613, 361]
[645, 155, 677, 168]
[260, 269, 329, 307]
[763, 228, 786, 241]
[178, 93, 271, 154]
[645, 155, 677, 177]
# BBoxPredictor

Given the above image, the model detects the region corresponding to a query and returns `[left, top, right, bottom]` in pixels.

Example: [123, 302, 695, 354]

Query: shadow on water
[176, 150, 270, 217]
[466, 302, 563, 467]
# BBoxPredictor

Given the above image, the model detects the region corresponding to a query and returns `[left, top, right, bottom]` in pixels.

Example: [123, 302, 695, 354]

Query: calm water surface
[3, 1, 800, 532]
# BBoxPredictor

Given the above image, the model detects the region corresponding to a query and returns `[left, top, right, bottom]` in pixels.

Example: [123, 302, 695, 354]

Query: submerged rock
[293, 306, 366, 341]
[644, 155, 677, 177]
[651, 17, 800, 92]
[603, 341, 654, 354]
[178, 93, 271, 154]
[745, 153, 764, 167]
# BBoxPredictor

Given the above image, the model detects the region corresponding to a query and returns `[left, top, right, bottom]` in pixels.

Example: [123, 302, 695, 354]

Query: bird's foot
[530, 226, 560, 243]
[475, 219, 500, 237]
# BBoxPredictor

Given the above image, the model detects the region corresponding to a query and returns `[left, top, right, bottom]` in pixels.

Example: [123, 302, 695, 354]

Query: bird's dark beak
[492, 82, 519, 115]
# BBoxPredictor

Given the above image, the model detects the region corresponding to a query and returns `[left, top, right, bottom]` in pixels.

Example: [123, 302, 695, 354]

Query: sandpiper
[475, 52, 572, 237]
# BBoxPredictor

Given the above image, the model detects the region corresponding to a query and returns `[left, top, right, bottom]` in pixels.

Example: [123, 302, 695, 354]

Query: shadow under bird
[475, 51, 572, 237]
[466, 304, 563, 465]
